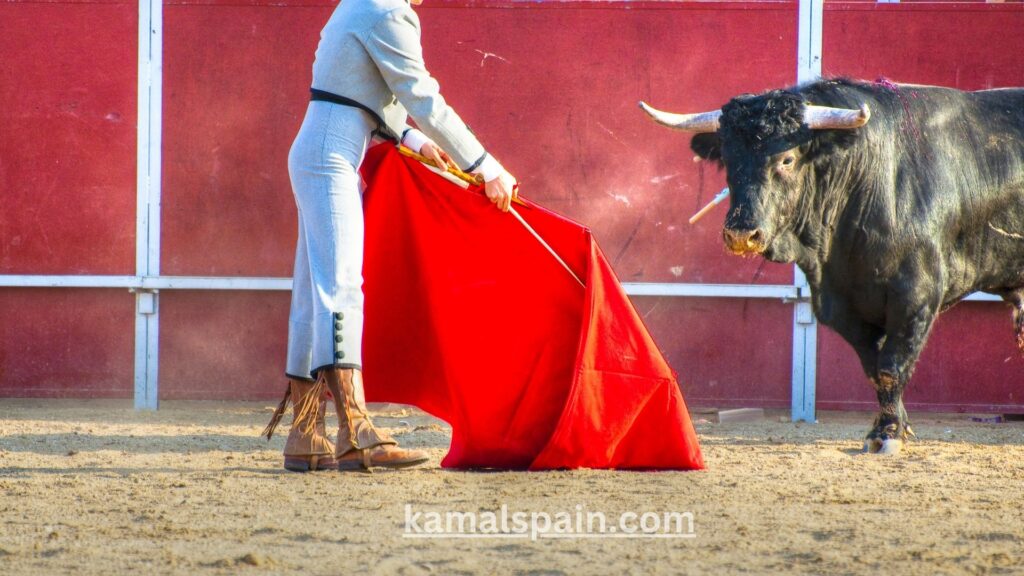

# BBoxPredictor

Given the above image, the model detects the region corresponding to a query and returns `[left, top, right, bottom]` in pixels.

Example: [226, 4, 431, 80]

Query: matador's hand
[419, 142, 453, 171]
[485, 169, 518, 213]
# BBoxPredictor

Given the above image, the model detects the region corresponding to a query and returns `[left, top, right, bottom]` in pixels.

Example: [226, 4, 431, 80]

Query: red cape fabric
[360, 144, 704, 470]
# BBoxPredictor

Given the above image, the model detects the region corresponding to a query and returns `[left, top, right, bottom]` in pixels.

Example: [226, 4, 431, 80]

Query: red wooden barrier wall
[1, 1, 1022, 411]
[0, 0, 137, 397]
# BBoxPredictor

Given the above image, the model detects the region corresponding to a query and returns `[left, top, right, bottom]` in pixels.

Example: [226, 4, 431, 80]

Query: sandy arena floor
[1, 399, 1022, 575]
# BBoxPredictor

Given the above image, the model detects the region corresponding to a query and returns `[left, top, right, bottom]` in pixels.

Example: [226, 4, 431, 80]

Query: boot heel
[284, 457, 312, 472]
[285, 455, 337, 472]
[337, 452, 372, 473]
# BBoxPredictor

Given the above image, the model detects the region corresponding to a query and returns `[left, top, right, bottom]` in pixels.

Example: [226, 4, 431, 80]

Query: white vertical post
[797, 0, 823, 85]
[792, 0, 822, 423]
[135, 0, 162, 410]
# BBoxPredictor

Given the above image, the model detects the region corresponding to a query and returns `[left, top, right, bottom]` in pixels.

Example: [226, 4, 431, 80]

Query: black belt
[310, 88, 398, 143]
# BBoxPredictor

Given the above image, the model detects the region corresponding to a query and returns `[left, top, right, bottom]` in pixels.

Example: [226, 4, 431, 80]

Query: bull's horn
[803, 104, 871, 130]
[638, 101, 721, 133]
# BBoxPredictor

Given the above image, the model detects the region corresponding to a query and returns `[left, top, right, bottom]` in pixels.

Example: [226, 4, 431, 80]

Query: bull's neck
[789, 167, 856, 283]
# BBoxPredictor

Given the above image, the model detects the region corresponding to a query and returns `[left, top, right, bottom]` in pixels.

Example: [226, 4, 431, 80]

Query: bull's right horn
[803, 104, 871, 130]
[638, 101, 721, 133]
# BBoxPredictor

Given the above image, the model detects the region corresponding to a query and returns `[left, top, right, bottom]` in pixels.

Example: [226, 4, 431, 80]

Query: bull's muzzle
[723, 228, 767, 256]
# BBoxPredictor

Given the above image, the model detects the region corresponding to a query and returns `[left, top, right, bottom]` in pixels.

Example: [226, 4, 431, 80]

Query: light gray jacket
[312, 0, 489, 171]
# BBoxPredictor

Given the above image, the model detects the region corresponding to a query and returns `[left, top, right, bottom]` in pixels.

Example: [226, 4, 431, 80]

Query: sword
[508, 206, 585, 288]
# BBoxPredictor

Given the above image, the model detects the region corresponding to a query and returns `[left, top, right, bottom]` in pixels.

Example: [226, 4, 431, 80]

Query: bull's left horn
[803, 104, 871, 130]
[638, 101, 721, 133]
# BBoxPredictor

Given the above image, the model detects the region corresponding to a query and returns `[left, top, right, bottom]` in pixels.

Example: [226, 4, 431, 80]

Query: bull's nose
[723, 228, 765, 254]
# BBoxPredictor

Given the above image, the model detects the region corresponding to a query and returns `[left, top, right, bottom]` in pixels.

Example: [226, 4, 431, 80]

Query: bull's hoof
[878, 438, 903, 455]
[863, 420, 911, 456]
[863, 438, 903, 455]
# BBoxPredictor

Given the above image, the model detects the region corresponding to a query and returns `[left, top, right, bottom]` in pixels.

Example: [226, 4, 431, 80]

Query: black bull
[641, 78, 1024, 453]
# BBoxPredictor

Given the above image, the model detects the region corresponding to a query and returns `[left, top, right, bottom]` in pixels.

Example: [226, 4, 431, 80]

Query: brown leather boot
[320, 367, 429, 471]
[262, 379, 337, 472]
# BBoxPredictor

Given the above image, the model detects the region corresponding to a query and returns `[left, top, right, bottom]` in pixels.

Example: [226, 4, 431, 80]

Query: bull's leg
[815, 294, 906, 453]
[866, 285, 941, 455]
[998, 289, 1024, 353]
[865, 374, 915, 455]
[1015, 305, 1024, 354]
[814, 293, 885, 381]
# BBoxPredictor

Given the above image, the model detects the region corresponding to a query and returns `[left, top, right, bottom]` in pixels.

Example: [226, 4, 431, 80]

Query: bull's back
[907, 87, 1024, 302]
[807, 80, 1024, 306]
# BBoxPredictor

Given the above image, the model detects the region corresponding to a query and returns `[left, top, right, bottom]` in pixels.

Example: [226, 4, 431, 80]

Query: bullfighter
[264, 0, 518, 472]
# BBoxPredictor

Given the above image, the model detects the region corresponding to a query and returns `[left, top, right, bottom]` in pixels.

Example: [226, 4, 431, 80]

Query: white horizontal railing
[0, 275, 1003, 302]
[0, 275, 800, 298]
[0, 275, 291, 291]
[622, 282, 798, 300]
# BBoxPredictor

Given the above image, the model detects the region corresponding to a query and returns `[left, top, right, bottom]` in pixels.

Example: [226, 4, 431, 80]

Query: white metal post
[135, 0, 162, 410]
[797, 0, 823, 85]
[792, 0, 823, 423]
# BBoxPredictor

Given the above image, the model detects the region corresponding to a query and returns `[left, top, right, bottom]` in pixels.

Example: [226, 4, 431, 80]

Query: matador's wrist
[401, 128, 432, 154]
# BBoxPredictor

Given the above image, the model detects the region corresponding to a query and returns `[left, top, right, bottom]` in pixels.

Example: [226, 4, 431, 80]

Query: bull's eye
[776, 155, 796, 176]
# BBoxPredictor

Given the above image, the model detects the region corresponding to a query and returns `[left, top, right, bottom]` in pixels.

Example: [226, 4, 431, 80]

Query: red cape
[360, 144, 703, 470]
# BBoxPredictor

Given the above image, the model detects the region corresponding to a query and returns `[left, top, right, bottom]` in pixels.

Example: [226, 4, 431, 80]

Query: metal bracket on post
[795, 298, 815, 326]
[131, 288, 159, 410]
[791, 284, 817, 423]
[135, 289, 157, 315]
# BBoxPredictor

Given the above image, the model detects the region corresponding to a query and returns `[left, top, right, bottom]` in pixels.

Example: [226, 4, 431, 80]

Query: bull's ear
[805, 129, 859, 166]
[691, 133, 723, 167]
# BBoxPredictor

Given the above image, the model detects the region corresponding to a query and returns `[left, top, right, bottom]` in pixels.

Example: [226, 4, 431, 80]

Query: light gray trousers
[285, 101, 374, 379]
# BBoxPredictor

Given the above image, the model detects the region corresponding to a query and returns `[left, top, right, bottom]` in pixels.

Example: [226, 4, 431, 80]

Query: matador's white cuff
[401, 128, 432, 154]
[473, 154, 504, 183]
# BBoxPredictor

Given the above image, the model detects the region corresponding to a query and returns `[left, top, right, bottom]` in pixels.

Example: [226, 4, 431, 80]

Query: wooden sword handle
[397, 145, 527, 207]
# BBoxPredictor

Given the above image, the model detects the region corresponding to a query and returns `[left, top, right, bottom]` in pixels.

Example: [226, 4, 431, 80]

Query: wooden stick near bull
[688, 187, 730, 225]
[397, 145, 584, 288]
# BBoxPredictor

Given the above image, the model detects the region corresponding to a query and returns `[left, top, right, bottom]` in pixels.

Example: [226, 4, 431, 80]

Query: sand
[1, 399, 1022, 575]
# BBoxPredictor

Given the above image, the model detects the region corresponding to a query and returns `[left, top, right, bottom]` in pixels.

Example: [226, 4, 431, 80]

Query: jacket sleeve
[363, 6, 490, 171]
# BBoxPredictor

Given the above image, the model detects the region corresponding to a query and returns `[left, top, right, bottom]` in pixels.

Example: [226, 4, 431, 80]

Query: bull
[641, 78, 1024, 454]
